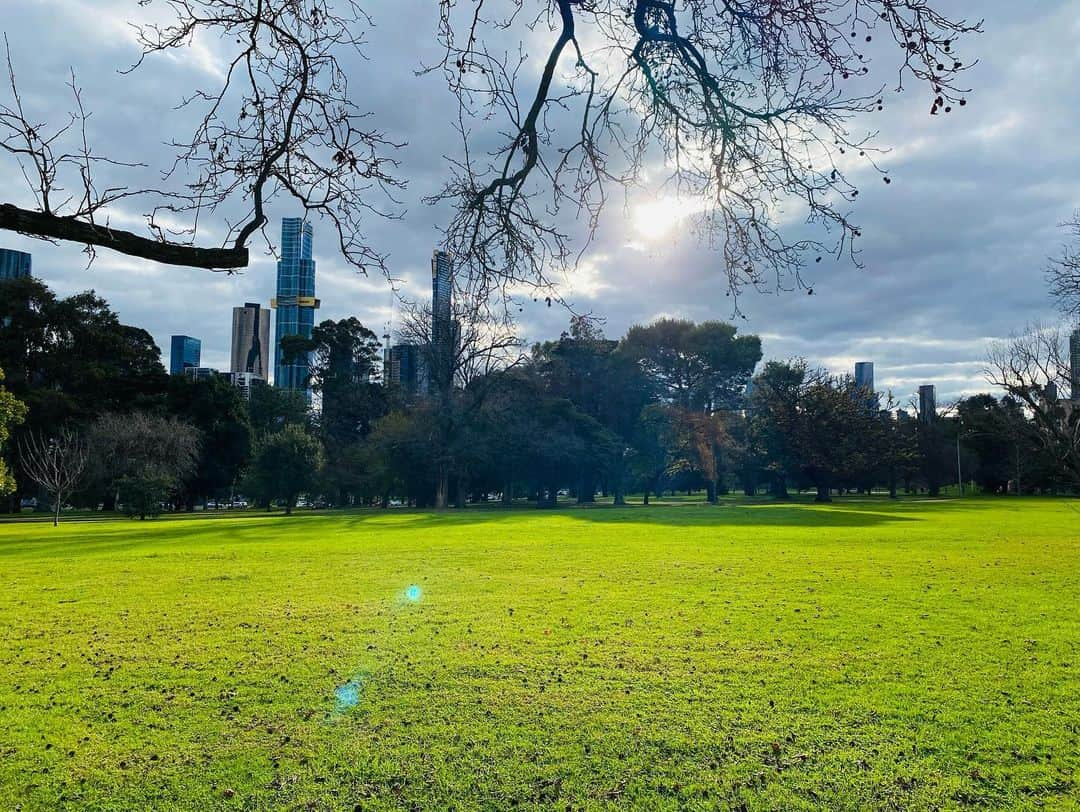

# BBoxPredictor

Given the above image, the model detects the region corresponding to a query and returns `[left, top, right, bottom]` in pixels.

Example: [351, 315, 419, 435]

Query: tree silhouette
[2, 0, 977, 294]
[0, 2, 403, 271]
[19, 428, 87, 526]
[431, 0, 981, 301]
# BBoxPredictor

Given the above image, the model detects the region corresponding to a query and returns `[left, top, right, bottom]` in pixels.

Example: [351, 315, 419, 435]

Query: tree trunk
[501, 479, 513, 507]
[643, 490, 650, 506]
[706, 480, 718, 504]
[772, 475, 790, 500]
[613, 481, 625, 506]
[455, 476, 467, 509]
[577, 474, 595, 504]
[435, 466, 449, 509]
[815, 482, 832, 503]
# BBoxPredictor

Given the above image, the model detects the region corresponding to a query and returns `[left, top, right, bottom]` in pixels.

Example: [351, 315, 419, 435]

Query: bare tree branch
[1, 3, 405, 273]
[431, 0, 981, 306]
[985, 324, 1079, 485]
[18, 427, 88, 526]
[1048, 211, 1080, 318]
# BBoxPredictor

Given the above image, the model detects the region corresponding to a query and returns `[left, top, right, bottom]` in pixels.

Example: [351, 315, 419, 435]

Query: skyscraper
[386, 343, 423, 398]
[170, 335, 201, 376]
[918, 384, 937, 423]
[1070, 326, 1080, 403]
[0, 248, 31, 280]
[854, 362, 874, 392]
[231, 302, 271, 378]
[431, 250, 452, 346]
[430, 250, 454, 393]
[854, 361, 878, 410]
[272, 218, 319, 394]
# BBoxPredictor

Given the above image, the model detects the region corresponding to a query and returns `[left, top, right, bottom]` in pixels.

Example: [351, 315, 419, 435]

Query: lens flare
[405, 584, 422, 602]
[334, 679, 363, 711]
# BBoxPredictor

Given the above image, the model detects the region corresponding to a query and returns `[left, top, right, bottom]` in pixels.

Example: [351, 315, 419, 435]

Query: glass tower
[272, 218, 318, 395]
[431, 250, 452, 346]
[1070, 327, 1080, 403]
[854, 361, 878, 411]
[170, 335, 202, 375]
[0, 248, 31, 280]
[918, 384, 937, 423]
[430, 250, 454, 393]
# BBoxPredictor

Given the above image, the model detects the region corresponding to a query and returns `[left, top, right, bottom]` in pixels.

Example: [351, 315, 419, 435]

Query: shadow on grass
[0, 496, 1044, 560]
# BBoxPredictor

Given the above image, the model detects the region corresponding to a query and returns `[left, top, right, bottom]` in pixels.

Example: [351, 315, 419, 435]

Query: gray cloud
[1, 0, 1074, 402]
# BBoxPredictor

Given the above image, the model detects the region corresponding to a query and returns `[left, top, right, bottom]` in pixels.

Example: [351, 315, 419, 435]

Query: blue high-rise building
[272, 218, 319, 395]
[854, 361, 878, 411]
[919, 384, 937, 423]
[170, 335, 202, 375]
[0, 248, 31, 280]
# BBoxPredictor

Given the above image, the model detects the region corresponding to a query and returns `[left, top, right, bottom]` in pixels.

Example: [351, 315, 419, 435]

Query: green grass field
[1, 499, 1078, 810]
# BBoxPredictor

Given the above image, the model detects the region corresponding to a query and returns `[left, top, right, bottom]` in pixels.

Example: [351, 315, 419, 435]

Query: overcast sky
[2, 0, 1077, 402]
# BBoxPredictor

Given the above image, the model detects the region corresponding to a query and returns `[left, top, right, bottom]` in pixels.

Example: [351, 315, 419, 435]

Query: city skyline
[0, 1, 1075, 405]
[111, 243, 1080, 409]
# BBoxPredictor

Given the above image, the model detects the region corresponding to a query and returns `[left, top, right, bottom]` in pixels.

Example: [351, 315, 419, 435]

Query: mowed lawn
[1, 500, 1078, 810]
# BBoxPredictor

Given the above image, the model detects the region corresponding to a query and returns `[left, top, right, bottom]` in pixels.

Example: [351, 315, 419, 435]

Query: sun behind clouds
[631, 196, 706, 242]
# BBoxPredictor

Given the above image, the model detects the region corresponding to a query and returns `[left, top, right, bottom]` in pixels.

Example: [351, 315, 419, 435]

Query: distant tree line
[0, 276, 1076, 520]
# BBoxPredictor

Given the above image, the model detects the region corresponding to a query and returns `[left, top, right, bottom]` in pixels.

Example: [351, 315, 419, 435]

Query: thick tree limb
[0, 203, 246, 270]
[1, 2, 402, 275]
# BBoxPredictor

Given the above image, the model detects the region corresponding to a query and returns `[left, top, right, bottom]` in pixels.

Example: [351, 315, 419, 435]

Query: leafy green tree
[523, 397, 617, 508]
[0, 369, 26, 495]
[245, 425, 323, 514]
[955, 394, 1013, 493]
[0, 277, 167, 509]
[363, 409, 439, 507]
[117, 474, 174, 520]
[86, 412, 200, 512]
[167, 375, 252, 507]
[283, 318, 388, 504]
[622, 319, 761, 412]
[248, 383, 309, 439]
[748, 361, 808, 499]
[915, 408, 950, 497]
[533, 317, 654, 503]
[871, 397, 919, 499]
[664, 408, 732, 503]
[629, 404, 679, 505]
[790, 375, 877, 502]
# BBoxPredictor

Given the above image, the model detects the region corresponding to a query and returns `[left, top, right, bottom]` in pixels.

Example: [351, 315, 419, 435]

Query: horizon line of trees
[1, 275, 1076, 523]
